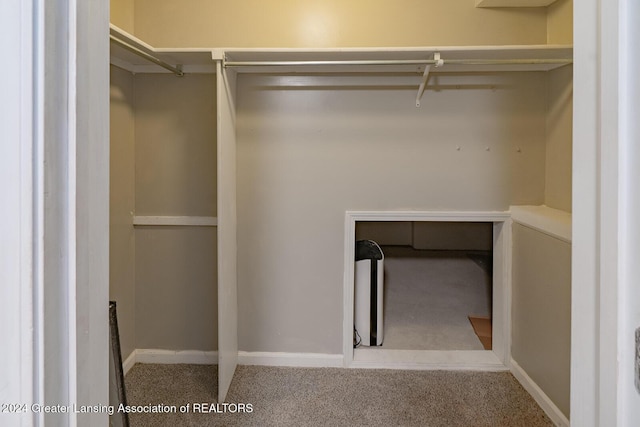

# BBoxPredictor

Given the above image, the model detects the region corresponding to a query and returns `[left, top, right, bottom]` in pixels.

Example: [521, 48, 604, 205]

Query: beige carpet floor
[123, 363, 553, 427]
[379, 248, 492, 350]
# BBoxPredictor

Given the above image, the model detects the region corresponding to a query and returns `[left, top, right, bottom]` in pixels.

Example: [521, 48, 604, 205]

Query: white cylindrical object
[354, 240, 384, 346]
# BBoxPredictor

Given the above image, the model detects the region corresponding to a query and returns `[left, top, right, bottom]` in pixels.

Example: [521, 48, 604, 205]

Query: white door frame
[0, 0, 109, 425]
[3, 0, 636, 423]
[343, 211, 511, 370]
[1, 0, 37, 423]
[617, 0, 640, 422]
[572, 0, 640, 424]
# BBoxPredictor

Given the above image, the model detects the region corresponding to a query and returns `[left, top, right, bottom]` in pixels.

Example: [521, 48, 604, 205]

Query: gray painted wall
[356, 221, 414, 246]
[412, 222, 493, 251]
[135, 226, 218, 350]
[511, 223, 571, 418]
[545, 65, 573, 212]
[355, 221, 493, 251]
[132, 0, 548, 48]
[110, 69, 572, 365]
[109, 66, 136, 359]
[109, 72, 218, 353]
[133, 73, 218, 351]
[106, 0, 572, 361]
[134, 74, 217, 217]
[236, 72, 548, 354]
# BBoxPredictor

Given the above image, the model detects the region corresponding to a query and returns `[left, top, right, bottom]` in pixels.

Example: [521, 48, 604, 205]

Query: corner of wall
[546, 0, 573, 45]
[544, 63, 573, 213]
[543, 0, 573, 213]
[110, 0, 135, 34]
[109, 65, 137, 360]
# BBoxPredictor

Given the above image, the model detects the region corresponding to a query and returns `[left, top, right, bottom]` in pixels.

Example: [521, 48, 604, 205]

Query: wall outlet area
[636, 328, 640, 394]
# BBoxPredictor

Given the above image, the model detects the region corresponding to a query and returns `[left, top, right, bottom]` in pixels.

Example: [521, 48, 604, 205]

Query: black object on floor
[110, 301, 130, 427]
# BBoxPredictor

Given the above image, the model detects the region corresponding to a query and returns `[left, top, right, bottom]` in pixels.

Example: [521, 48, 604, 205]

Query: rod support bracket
[416, 52, 443, 107]
[434, 52, 444, 67]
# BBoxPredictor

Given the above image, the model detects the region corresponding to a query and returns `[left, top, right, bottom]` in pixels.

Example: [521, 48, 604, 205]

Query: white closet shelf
[133, 216, 218, 227]
[110, 24, 216, 74]
[110, 23, 572, 76]
[510, 205, 571, 243]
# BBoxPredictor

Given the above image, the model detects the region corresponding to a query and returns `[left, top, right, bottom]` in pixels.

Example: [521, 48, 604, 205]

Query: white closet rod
[223, 58, 572, 68]
[110, 35, 184, 76]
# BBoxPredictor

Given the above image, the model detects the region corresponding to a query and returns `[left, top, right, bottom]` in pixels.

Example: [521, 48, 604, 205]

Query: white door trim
[618, 0, 640, 422]
[0, 0, 37, 423]
[342, 210, 511, 369]
[572, 0, 640, 424]
[1, 0, 109, 424]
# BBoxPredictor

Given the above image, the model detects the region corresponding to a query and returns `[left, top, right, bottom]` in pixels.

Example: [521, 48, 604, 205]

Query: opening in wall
[354, 221, 493, 351]
[343, 211, 511, 370]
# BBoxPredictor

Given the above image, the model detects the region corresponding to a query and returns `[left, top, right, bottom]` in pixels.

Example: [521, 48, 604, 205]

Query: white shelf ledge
[110, 23, 572, 76]
[510, 205, 571, 242]
[110, 24, 216, 74]
[133, 216, 218, 227]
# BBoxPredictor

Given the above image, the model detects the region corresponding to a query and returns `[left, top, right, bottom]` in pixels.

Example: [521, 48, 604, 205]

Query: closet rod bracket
[416, 53, 443, 107]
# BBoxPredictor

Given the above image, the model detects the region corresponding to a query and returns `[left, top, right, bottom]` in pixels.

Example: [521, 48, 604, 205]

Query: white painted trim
[122, 350, 137, 375]
[492, 220, 512, 367]
[510, 359, 569, 427]
[1, 0, 37, 420]
[133, 216, 218, 227]
[343, 210, 511, 369]
[352, 349, 507, 371]
[596, 2, 623, 426]
[510, 205, 572, 243]
[618, 0, 640, 422]
[135, 349, 219, 365]
[571, 0, 600, 423]
[68, 2, 79, 421]
[215, 44, 572, 55]
[572, 0, 626, 424]
[343, 213, 357, 367]
[73, 0, 110, 423]
[123, 350, 344, 370]
[33, 0, 45, 416]
[238, 351, 344, 368]
[216, 63, 240, 404]
[347, 210, 511, 222]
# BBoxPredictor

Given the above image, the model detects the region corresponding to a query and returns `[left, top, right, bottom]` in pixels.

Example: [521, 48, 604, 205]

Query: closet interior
[109, 2, 573, 419]
[355, 221, 494, 351]
[110, 26, 218, 365]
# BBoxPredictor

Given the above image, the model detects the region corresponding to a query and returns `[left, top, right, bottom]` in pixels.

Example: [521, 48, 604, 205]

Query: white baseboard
[123, 350, 342, 373]
[122, 350, 137, 375]
[238, 351, 344, 368]
[510, 358, 569, 427]
[127, 349, 218, 369]
[351, 349, 509, 371]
